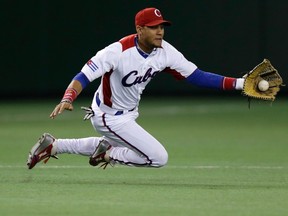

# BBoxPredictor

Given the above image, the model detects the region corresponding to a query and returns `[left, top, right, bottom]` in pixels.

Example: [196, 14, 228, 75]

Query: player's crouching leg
[104, 145, 168, 168]
[143, 141, 168, 168]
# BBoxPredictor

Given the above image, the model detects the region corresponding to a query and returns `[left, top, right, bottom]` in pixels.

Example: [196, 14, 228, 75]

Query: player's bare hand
[50, 102, 74, 119]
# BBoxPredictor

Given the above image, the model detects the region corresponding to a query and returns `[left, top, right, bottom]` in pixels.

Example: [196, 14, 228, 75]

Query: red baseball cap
[135, 8, 171, 27]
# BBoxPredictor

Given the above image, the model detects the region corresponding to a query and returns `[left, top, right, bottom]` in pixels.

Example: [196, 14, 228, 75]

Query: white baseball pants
[55, 105, 168, 167]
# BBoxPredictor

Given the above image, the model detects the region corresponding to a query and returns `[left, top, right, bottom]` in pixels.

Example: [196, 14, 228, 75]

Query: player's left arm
[186, 68, 244, 90]
[162, 42, 244, 90]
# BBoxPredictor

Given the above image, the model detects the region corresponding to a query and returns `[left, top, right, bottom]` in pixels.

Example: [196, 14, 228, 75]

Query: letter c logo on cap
[154, 9, 162, 17]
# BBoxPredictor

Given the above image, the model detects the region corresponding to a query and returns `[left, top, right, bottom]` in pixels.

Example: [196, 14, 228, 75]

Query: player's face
[137, 24, 165, 53]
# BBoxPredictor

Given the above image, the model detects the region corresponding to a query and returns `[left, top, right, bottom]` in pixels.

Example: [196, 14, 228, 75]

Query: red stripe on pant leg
[101, 114, 152, 166]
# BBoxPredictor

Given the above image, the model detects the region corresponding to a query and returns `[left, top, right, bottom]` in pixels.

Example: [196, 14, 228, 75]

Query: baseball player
[27, 7, 244, 169]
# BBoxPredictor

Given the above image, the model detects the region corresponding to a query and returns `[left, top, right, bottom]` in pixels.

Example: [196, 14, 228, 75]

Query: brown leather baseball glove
[243, 59, 284, 101]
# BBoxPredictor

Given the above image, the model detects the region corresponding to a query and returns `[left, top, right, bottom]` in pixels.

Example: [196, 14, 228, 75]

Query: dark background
[1, 0, 287, 99]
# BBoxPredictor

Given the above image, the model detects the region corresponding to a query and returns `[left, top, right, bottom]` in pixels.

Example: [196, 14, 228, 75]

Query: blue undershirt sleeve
[186, 68, 224, 89]
[72, 72, 90, 89]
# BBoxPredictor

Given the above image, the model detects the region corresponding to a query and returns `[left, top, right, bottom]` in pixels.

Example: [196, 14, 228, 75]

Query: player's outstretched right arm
[50, 80, 83, 119]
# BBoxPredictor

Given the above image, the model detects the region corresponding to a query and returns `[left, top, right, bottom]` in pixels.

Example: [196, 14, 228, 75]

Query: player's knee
[153, 149, 168, 167]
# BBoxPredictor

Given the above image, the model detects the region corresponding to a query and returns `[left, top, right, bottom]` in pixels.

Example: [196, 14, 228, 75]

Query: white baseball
[258, 80, 269, 91]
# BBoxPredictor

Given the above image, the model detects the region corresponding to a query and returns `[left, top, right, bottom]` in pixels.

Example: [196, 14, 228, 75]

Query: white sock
[54, 137, 102, 156]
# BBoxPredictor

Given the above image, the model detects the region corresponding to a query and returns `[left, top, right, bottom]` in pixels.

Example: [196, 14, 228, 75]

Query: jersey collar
[135, 37, 157, 59]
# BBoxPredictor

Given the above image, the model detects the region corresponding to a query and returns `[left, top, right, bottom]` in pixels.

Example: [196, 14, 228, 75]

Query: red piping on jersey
[163, 67, 186, 80]
[120, 34, 137, 52]
[102, 70, 113, 107]
[102, 35, 136, 107]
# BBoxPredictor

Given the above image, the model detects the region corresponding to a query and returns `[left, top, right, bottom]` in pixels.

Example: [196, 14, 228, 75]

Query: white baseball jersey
[55, 34, 200, 168]
[81, 34, 197, 111]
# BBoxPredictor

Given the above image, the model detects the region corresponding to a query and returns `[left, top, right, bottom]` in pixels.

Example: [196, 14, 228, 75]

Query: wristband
[61, 88, 78, 103]
[222, 77, 237, 90]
